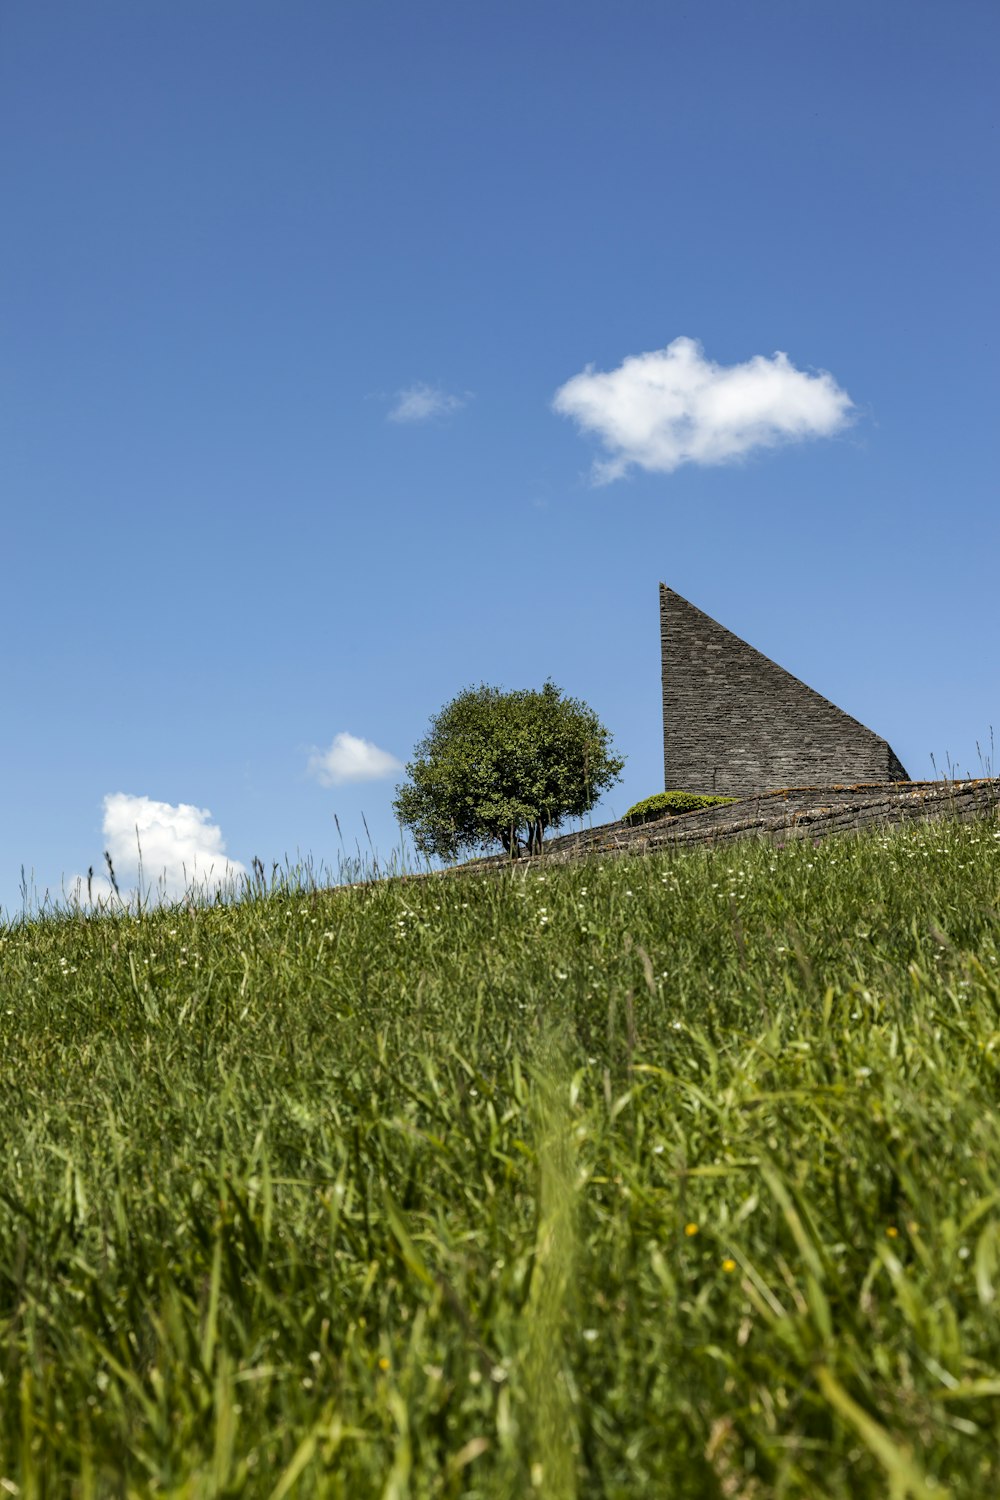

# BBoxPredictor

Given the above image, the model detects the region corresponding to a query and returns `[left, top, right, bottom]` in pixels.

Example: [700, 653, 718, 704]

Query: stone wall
[660, 585, 908, 798]
[462, 779, 998, 870]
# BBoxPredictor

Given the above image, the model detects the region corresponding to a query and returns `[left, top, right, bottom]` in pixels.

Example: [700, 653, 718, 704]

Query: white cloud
[388, 382, 466, 423]
[307, 732, 403, 787]
[553, 336, 854, 481]
[92, 792, 246, 903]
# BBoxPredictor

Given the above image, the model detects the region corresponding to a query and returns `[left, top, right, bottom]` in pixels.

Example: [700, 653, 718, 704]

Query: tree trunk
[500, 825, 521, 859]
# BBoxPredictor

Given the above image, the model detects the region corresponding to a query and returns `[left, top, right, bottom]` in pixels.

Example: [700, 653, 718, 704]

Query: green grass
[2, 815, 1000, 1496]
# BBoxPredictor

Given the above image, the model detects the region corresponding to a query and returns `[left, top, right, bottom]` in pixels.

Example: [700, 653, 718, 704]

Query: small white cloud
[553, 336, 854, 481]
[388, 382, 466, 423]
[96, 792, 246, 902]
[307, 732, 403, 787]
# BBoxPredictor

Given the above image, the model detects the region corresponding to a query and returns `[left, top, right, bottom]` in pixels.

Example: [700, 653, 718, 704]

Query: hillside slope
[2, 815, 1000, 1494]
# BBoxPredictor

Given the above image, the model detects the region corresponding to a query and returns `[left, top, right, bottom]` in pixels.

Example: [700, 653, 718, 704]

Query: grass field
[2, 814, 1000, 1496]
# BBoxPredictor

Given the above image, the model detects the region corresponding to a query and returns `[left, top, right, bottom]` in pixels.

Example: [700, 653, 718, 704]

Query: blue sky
[2, 1, 997, 912]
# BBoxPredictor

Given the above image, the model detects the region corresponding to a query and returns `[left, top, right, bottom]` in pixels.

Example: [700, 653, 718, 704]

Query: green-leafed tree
[393, 681, 625, 860]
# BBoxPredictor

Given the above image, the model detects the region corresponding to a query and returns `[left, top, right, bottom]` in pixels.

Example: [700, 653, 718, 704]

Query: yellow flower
[684, 1222, 699, 1237]
[378, 1356, 391, 1371]
[886, 1226, 899, 1239]
[722, 1258, 737, 1273]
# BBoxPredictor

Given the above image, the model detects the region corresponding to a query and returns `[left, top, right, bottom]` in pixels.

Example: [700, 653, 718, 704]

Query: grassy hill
[2, 816, 1000, 1496]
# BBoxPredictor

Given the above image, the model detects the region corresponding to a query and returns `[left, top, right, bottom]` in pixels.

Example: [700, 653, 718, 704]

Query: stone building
[660, 584, 908, 798]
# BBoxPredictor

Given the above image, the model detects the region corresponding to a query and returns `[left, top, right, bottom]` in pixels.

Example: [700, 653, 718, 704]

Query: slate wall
[660, 585, 908, 798]
[463, 782, 998, 870]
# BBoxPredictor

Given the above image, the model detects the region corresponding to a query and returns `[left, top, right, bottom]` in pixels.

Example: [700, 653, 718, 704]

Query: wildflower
[684, 1222, 699, 1237]
[722, 1258, 737, 1273]
[378, 1356, 390, 1371]
[886, 1226, 898, 1239]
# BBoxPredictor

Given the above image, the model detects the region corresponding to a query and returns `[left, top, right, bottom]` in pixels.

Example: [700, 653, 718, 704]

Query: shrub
[393, 681, 625, 859]
[622, 790, 737, 826]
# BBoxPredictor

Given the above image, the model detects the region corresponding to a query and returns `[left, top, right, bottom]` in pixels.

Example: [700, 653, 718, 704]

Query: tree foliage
[393, 681, 625, 860]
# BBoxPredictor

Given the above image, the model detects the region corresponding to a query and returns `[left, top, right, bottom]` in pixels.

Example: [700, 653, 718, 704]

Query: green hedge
[622, 790, 738, 826]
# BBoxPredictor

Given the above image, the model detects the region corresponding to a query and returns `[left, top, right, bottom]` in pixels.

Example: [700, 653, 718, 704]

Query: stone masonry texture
[538, 780, 998, 859]
[660, 584, 908, 798]
[461, 780, 998, 871]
